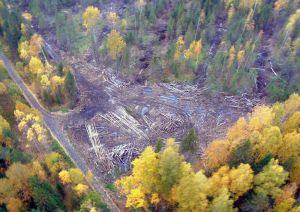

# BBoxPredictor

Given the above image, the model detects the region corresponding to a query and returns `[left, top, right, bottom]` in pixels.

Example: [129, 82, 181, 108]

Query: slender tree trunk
[194, 14, 201, 40]
[91, 28, 99, 64]
[116, 55, 122, 76]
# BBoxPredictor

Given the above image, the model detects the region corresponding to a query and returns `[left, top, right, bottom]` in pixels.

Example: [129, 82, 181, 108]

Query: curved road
[0, 52, 120, 212]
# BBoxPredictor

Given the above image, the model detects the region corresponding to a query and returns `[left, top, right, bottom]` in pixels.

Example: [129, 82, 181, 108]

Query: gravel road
[0, 52, 120, 212]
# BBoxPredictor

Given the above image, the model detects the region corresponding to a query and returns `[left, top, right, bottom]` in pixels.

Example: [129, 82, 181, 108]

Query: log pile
[86, 122, 140, 172]
[224, 93, 262, 111]
[109, 144, 140, 169]
[99, 106, 148, 140]
[86, 122, 114, 171]
[103, 70, 130, 88]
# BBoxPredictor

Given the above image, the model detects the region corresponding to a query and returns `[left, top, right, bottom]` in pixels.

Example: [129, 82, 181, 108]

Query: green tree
[180, 128, 199, 153]
[158, 139, 191, 196]
[80, 191, 109, 211]
[29, 0, 41, 17]
[155, 137, 163, 153]
[64, 70, 76, 107]
[252, 154, 273, 173]
[185, 22, 195, 46]
[55, 12, 81, 54]
[2, 9, 22, 50]
[29, 176, 64, 211]
[239, 192, 270, 212]
[229, 140, 253, 167]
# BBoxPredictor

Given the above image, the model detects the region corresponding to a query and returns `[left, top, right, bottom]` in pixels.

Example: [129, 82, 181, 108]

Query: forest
[0, 0, 299, 211]
[117, 94, 300, 211]
[0, 61, 108, 211]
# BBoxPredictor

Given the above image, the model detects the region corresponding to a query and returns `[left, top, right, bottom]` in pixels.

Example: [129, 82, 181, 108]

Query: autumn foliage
[117, 93, 300, 211]
[82, 6, 100, 32]
[0, 99, 107, 211]
[106, 30, 126, 60]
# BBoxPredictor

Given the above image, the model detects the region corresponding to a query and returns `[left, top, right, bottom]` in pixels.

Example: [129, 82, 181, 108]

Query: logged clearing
[57, 45, 264, 182]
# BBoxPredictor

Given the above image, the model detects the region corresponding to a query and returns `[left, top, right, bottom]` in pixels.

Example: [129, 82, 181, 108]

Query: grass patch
[105, 183, 118, 193]
[59, 107, 69, 113]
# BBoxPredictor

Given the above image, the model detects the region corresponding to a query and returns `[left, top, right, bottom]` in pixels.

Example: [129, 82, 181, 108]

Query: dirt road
[0, 52, 120, 212]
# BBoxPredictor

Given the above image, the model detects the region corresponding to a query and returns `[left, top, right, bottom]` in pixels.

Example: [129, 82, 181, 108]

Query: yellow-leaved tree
[69, 168, 85, 185]
[174, 171, 209, 211]
[257, 126, 283, 160]
[40, 75, 50, 88]
[59, 170, 71, 184]
[207, 165, 231, 197]
[278, 132, 300, 162]
[18, 41, 30, 60]
[45, 152, 65, 176]
[254, 159, 288, 198]
[5, 163, 33, 202]
[0, 82, 7, 95]
[22, 12, 32, 22]
[174, 36, 185, 61]
[184, 40, 202, 60]
[116, 138, 192, 209]
[125, 186, 147, 208]
[29, 34, 43, 57]
[207, 163, 254, 199]
[31, 161, 46, 180]
[106, 30, 126, 60]
[58, 168, 89, 197]
[116, 147, 159, 208]
[284, 93, 300, 115]
[82, 6, 101, 63]
[0, 115, 10, 141]
[274, 183, 297, 212]
[289, 157, 300, 185]
[74, 184, 89, 196]
[281, 111, 300, 134]
[107, 11, 119, 26]
[14, 101, 46, 144]
[285, 9, 300, 33]
[227, 117, 248, 147]
[228, 163, 254, 199]
[201, 139, 230, 171]
[210, 188, 235, 212]
[227, 4, 235, 21]
[7, 197, 23, 212]
[227, 45, 236, 68]
[28, 57, 44, 75]
[82, 6, 100, 32]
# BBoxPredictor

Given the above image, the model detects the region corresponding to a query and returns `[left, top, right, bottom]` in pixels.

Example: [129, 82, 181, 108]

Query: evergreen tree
[2, 9, 22, 51]
[29, 176, 64, 211]
[64, 71, 76, 106]
[185, 22, 195, 46]
[155, 138, 163, 153]
[229, 140, 253, 168]
[180, 128, 198, 153]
